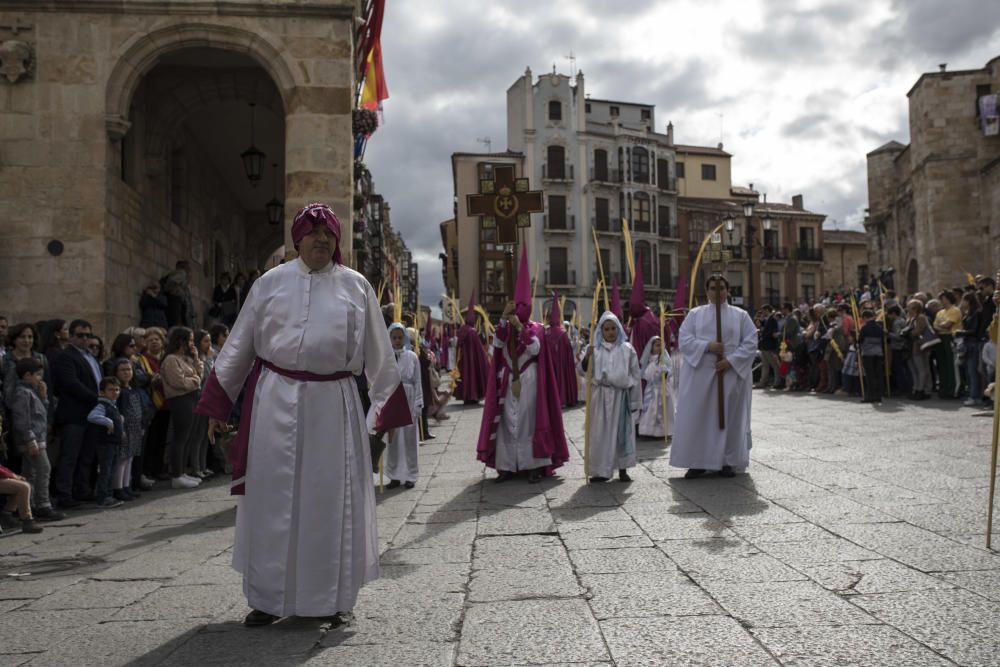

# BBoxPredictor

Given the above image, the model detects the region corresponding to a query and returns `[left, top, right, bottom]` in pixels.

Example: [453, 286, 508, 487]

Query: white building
[506, 67, 681, 323]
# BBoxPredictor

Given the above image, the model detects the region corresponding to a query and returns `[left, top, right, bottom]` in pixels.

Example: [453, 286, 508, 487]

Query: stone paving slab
[1, 391, 999, 665]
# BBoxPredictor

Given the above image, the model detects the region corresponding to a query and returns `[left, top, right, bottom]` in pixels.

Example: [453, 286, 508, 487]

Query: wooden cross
[0, 17, 32, 35]
[466, 165, 544, 246]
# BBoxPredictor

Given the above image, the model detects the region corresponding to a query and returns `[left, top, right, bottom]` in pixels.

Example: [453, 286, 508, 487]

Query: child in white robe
[638, 336, 673, 439]
[581, 312, 642, 482]
[386, 324, 423, 489]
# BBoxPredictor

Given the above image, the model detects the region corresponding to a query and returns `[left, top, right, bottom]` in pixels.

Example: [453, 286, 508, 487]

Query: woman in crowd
[186, 329, 215, 479]
[88, 335, 105, 364]
[957, 291, 983, 407]
[104, 333, 137, 376]
[905, 299, 933, 400]
[36, 319, 68, 369]
[3, 323, 50, 407]
[139, 327, 169, 484]
[160, 327, 204, 489]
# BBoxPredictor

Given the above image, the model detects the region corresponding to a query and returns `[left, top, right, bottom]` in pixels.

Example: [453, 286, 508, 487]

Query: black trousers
[93, 442, 118, 501]
[861, 356, 885, 401]
[167, 392, 200, 477]
[52, 423, 91, 502]
[143, 410, 170, 478]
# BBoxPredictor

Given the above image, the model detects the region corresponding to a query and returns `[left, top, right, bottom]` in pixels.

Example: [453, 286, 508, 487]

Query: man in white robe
[198, 203, 411, 627]
[670, 275, 757, 478]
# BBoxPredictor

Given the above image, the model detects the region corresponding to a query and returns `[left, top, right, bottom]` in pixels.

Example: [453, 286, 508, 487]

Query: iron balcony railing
[796, 247, 823, 262]
[542, 163, 575, 180]
[545, 269, 576, 286]
[543, 214, 576, 231]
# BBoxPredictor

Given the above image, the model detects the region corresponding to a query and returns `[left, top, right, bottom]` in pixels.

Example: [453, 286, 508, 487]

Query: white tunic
[670, 303, 757, 471]
[639, 353, 673, 438]
[494, 322, 549, 472]
[212, 259, 402, 617]
[386, 348, 423, 483]
[584, 340, 642, 478]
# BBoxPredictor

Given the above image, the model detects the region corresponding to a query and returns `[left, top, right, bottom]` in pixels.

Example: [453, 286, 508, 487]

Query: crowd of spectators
[752, 275, 999, 407]
[0, 261, 237, 535]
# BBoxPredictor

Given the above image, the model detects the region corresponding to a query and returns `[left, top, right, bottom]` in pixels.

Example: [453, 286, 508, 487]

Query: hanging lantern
[241, 103, 266, 186]
[265, 162, 283, 226]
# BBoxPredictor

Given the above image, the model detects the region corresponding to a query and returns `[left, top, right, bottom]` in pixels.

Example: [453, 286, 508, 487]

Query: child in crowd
[841, 333, 861, 396]
[581, 312, 641, 483]
[385, 323, 423, 490]
[9, 357, 65, 521]
[0, 464, 43, 533]
[86, 377, 126, 509]
[114, 358, 152, 501]
[638, 336, 673, 439]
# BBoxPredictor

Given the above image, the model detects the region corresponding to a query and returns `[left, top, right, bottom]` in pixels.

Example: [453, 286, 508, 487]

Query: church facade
[0, 0, 362, 334]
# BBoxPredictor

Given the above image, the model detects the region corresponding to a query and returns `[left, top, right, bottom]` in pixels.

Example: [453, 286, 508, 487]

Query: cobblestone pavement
[2, 392, 999, 666]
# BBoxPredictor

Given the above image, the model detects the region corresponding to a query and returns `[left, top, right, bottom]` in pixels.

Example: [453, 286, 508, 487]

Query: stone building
[865, 56, 1000, 294]
[822, 230, 869, 293]
[505, 68, 681, 324]
[0, 1, 362, 335]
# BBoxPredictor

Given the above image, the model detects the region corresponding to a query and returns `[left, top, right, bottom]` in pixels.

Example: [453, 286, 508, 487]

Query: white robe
[639, 353, 673, 438]
[670, 303, 757, 472]
[584, 341, 642, 478]
[494, 322, 549, 472]
[212, 259, 402, 617]
[386, 348, 423, 483]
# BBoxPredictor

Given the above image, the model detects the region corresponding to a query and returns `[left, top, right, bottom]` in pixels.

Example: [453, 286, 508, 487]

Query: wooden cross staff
[708, 233, 731, 430]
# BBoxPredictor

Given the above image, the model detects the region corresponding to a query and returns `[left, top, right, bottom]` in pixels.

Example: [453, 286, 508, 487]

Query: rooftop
[674, 143, 732, 157]
[823, 230, 867, 244]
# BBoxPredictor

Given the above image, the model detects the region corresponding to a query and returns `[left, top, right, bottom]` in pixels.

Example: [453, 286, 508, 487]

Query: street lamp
[265, 163, 283, 226]
[241, 103, 266, 186]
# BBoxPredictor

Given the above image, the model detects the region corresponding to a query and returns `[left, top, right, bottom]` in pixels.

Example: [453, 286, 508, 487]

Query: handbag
[919, 327, 941, 351]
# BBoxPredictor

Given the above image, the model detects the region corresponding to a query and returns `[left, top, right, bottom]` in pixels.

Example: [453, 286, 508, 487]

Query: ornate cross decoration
[466, 165, 544, 245]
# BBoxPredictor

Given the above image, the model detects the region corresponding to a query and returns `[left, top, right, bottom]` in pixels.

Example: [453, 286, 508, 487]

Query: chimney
[939, 63, 947, 72]
[666, 121, 674, 146]
[717, 142, 724, 150]
[792, 194, 804, 210]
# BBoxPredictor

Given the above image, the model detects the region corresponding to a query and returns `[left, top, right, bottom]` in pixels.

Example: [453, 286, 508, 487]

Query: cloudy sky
[364, 0, 1000, 310]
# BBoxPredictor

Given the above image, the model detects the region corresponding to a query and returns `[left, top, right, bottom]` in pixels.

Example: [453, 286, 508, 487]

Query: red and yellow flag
[360, 40, 389, 111]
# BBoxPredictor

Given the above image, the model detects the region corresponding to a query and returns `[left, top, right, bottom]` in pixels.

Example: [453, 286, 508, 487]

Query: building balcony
[542, 163, 574, 181]
[762, 246, 790, 261]
[658, 274, 680, 290]
[589, 167, 622, 184]
[545, 269, 576, 287]
[543, 214, 576, 233]
[657, 224, 680, 239]
[796, 247, 823, 262]
[657, 175, 678, 192]
[591, 216, 621, 235]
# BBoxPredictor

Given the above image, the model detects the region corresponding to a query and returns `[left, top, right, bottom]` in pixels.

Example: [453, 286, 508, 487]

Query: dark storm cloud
[863, 0, 1000, 71]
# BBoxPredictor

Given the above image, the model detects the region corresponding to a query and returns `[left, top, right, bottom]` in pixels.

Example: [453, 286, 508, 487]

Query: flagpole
[584, 280, 602, 483]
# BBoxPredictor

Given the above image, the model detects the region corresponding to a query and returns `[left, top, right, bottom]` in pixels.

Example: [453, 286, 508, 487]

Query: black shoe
[684, 469, 706, 479]
[618, 469, 632, 483]
[243, 609, 279, 627]
[34, 507, 67, 522]
[528, 470, 543, 484]
[56, 498, 81, 509]
[494, 471, 514, 484]
[588, 476, 609, 483]
[719, 466, 735, 478]
[403, 481, 415, 489]
[0, 511, 17, 530]
[423, 434, 437, 440]
[20, 519, 43, 534]
[386, 480, 401, 489]
[113, 489, 134, 502]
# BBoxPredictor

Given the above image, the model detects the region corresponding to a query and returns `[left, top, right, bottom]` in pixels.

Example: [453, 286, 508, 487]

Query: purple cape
[476, 320, 570, 474]
[454, 323, 488, 401]
[545, 325, 578, 407]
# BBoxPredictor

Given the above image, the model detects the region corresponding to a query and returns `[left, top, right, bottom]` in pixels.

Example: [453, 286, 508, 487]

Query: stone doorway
[107, 46, 287, 333]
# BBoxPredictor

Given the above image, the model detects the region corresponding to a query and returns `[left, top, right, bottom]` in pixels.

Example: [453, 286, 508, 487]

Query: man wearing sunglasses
[51, 320, 102, 508]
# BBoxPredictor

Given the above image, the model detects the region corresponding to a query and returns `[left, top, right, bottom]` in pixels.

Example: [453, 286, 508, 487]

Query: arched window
[548, 100, 562, 121]
[634, 192, 651, 233]
[631, 147, 649, 184]
[546, 145, 565, 179]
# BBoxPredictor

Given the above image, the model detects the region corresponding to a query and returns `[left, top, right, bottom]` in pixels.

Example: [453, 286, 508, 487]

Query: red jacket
[0, 464, 16, 479]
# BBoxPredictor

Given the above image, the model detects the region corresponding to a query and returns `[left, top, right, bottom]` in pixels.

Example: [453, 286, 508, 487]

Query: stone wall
[0, 2, 357, 336]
